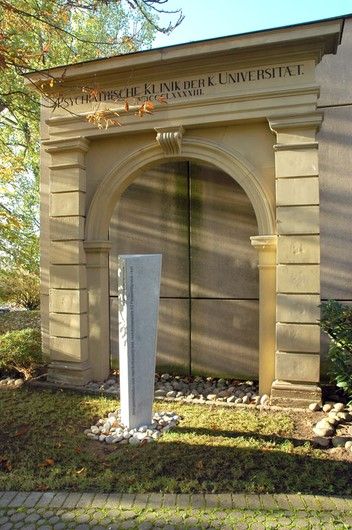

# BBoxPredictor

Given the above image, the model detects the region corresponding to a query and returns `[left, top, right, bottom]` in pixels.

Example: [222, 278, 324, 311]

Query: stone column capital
[84, 240, 111, 269]
[251, 235, 277, 270]
[84, 240, 112, 253]
[250, 235, 277, 250]
[267, 113, 324, 134]
[42, 136, 90, 153]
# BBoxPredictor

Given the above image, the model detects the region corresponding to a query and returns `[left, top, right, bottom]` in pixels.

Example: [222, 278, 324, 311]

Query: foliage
[320, 300, 352, 400]
[0, 269, 40, 309]
[0, 0, 183, 273]
[0, 328, 43, 378]
[0, 310, 40, 335]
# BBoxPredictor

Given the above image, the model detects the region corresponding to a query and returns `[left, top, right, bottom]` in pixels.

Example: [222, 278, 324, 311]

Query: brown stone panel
[110, 297, 190, 374]
[191, 299, 259, 378]
[189, 163, 259, 298]
[317, 18, 352, 106]
[318, 106, 352, 299]
[109, 162, 189, 298]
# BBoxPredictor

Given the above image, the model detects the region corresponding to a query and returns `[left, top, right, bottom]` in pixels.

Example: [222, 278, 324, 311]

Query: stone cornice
[24, 19, 342, 85]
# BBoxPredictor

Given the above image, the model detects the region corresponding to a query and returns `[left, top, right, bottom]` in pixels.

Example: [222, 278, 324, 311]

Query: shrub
[0, 269, 40, 310]
[320, 300, 352, 400]
[0, 328, 43, 379]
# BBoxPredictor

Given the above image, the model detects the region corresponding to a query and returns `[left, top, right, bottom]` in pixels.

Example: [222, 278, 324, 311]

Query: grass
[0, 387, 351, 495]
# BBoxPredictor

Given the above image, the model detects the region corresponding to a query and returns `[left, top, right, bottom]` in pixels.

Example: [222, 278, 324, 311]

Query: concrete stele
[118, 254, 162, 429]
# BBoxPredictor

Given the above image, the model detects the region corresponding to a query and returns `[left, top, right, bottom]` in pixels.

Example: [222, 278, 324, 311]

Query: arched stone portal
[32, 19, 341, 406]
[84, 136, 276, 394]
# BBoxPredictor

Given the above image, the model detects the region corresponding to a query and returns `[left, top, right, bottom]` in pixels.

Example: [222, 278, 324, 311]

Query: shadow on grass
[0, 387, 351, 496]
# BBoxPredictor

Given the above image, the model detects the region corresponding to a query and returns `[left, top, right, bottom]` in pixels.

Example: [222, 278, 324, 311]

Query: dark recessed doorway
[109, 161, 259, 378]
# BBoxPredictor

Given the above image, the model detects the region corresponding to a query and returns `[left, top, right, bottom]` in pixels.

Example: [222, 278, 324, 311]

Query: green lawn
[0, 387, 351, 495]
[0, 310, 40, 335]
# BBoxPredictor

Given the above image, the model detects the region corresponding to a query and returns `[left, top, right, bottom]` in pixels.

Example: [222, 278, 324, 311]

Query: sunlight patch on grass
[0, 388, 351, 494]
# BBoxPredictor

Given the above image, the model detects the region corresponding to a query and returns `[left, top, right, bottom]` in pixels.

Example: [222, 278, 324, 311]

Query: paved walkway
[0, 491, 352, 529]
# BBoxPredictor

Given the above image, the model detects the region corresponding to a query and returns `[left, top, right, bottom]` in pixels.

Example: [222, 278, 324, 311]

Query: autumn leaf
[36, 483, 49, 491]
[14, 424, 30, 437]
[0, 458, 12, 472]
[38, 458, 55, 467]
[124, 99, 129, 112]
[157, 95, 167, 104]
[195, 460, 204, 470]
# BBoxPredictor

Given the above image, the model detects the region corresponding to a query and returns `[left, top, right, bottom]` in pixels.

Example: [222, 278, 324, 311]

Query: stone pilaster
[250, 235, 277, 396]
[44, 137, 91, 385]
[84, 241, 112, 382]
[268, 114, 323, 406]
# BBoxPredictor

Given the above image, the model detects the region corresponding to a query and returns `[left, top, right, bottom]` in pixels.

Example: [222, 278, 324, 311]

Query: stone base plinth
[270, 379, 322, 408]
[47, 360, 92, 386]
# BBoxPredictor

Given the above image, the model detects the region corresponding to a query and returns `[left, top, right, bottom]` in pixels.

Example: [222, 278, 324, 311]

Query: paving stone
[53, 524, 66, 530]
[0, 492, 18, 507]
[22, 492, 43, 508]
[1, 523, 15, 530]
[35, 492, 56, 507]
[284, 493, 306, 510]
[120, 520, 137, 529]
[76, 513, 91, 523]
[0, 515, 9, 525]
[176, 494, 190, 509]
[190, 494, 206, 509]
[7, 492, 30, 508]
[48, 515, 60, 524]
[90, 526, 106, 530]
[99, 517, 114, 525]
[75, 525, 91, 530]
[60, 492, 82, 509]
[258, 495, 279, 510]
[75, 492, 96, 508]
[48, 492, 69, 508]
[204, 494, 219, 509]
[37, 526, 52, 530]
[146, 494, 163, 509]
[133, 494, 150, 509]
[138, 522, 153, 530]
[328, 496, 352, 510]
[217, 494, 232, 509]
[61, 510, 77, 521]
[104, 493, 122, 509]
[162, 494, 177, 508]
[10, 511, 26, 522]
[119, 494, 136, 509]
[231, 494, 248, 509]
[41, 510, 55, 518]
[24, 512, 41, 523]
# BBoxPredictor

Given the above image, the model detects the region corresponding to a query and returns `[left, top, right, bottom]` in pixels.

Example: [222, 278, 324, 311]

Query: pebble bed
[309, 401, 352, 450]
[84, 409, 181, 446]
[85, 372, 270, 406]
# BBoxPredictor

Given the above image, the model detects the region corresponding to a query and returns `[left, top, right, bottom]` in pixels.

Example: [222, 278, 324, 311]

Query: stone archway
[84, 134, 276, 394]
